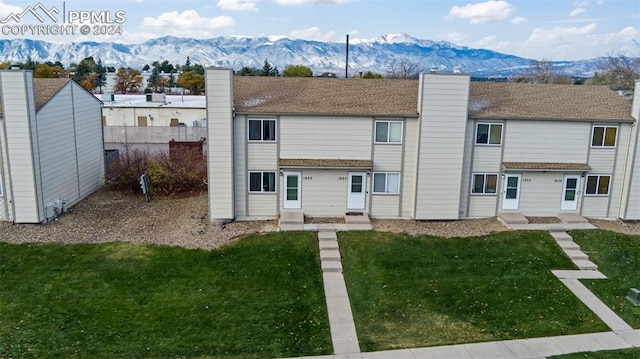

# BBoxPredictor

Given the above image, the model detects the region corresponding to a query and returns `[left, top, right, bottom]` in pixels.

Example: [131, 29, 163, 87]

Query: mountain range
[0, 33, 606, 78]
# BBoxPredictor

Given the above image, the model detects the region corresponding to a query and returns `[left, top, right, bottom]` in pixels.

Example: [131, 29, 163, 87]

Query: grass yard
[339, 231, 609, 352]
[569, 230, 640, 327]
[548, 348, 640, 358]
[0, 232, 331, 358]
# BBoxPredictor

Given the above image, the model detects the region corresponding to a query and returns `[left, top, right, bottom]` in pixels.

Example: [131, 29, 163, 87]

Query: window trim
[471, 173, 499, 195]
[590, 125, 618, 148]
[584, 174, 611, 196]
[248, 171, 277, 193]
[475, 123, 503, 145]
[372, 172, 401, 194]
[247, 118, 277, 142]
[374, 120, 403, 144]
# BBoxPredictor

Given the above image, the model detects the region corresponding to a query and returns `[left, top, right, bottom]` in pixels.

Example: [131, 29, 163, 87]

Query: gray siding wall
[414, 73, 470, 219]
[234, 116, 247, 217]
[0, 71, 40, 223]
[296, 169, 350, 217]
[71, 84, 104, 198]
[279, 116, 372, 159]
[467, 124, 503, 218]
[371, 140, 402, 218]
[622, 86, 640, 220]
[515, 172, 568, 216]
[401, 118, 419, 218]
[0, 123, 6, 221]
[206, 68, 235, 221]
[503, 121, 589, 163]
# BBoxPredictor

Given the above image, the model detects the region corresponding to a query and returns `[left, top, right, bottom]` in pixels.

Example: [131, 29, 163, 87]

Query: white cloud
[274, 0, 348, 5]
[511, 16, 527, 24]
[573, 1, 589, 7]
[288, 26, 337, 41]
[570, 8, 586, 16]
[140, 10, 235, 38]
[0, 1, 22, 18]
[445, 32, 471, 43]
[448, 0, 515, 24]
[217, 0, 259, 12]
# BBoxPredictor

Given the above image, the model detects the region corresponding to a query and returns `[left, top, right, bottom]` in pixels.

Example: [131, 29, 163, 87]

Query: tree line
[1, 52, 637, 96]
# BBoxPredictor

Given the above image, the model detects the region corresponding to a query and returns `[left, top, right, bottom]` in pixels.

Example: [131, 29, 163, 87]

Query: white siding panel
[415, 74, 470, 219]
[370, 195, 399, 218]
[247, 194, 277, 217]
[582, 196, 609, 218]
[589, 149, 616, 173]
[234, 116, 247, 217]
[1, 71, 40, 223]
[280, 116, 372, 160]
[468, 196, 498, 217]
[247, 143, 277, 169]
[298, 169, 349, 217]
[473, 146, 502, 172]
[401, 118, 419, 218]
[0, 122, 8, 221]
[608, 124, 630, 218]
[503, 121, 589, 163]
[206, 68, 235, 220]
[459, 121, 475, 218]
[373, 145, 402, 171]
[516, 172, 565, 216]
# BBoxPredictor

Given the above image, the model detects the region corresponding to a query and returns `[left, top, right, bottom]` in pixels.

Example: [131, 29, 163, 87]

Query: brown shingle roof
[469, 82, 634, 122]
[233, 76, 419, 117]
[231, 76, 634, 123]
[33, 78, 71, 111]
[503, 162, 592, 171]
[279, 158, 373, 169]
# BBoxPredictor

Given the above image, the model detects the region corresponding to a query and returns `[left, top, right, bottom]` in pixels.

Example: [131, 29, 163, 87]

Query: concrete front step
[557, 213, 590, 223]
[318, 231, 338, 240]
[319, 240, 339, 250]
[345, 213, 371, 224]
[573, 259, 599, 271]
[322, 261, 343, 272]
[550, 231, 573, 241]
[557, 241, 581, 250]
[320, 249, 341, 261]
[279, 211, 304, 224]
[565, 249, 589, 260]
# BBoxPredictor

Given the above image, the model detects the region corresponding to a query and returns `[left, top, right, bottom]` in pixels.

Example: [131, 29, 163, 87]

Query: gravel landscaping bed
[305, 216, 346, 224]
[527, 216, 563, 224]
[2, 188, 638, 249]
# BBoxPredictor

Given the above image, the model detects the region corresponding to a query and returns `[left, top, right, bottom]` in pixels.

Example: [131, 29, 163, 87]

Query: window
[585, 175, 610, 195]
[591, 126, 617, 147]
[471, 174, 498, 194]
[375, 121, 403, 144]
[372, 172, 400, 194]
[248, 171, 276, 193]
[248, 119, 276, 141]
[476, 123, 502, 145]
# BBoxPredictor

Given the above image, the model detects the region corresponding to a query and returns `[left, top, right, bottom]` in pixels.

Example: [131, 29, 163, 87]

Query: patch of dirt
[305, 216, 345, 224]
[371, 217, 509, 238]
[527, 217, 563, 224]
[589, 219, 640, 235]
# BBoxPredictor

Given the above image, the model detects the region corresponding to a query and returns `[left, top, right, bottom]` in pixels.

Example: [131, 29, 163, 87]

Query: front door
[283, 172, 301, 209]
[502, 174, 521, 210]
[561, 175, 580, 211]
[347, 172, 366, 210]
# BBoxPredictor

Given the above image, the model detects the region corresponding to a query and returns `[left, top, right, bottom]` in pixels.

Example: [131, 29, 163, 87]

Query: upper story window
[476, 123, 502, 145]
[375, 121, 403, 144]
[591, 126, 617, 147]
[248, 119, 276, 141]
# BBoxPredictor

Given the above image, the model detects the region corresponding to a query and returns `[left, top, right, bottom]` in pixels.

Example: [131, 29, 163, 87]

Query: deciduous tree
[113, 68, 143, 94]
[177, 70, 204, 94]
[385, 58, 419, 79]
[282, 64, 313, 77]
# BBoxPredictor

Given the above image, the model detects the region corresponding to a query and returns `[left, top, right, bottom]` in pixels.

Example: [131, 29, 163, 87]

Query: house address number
[304, 176, 313, 180]
[522, 178, 532, 182]
[338, 176, 347, 181]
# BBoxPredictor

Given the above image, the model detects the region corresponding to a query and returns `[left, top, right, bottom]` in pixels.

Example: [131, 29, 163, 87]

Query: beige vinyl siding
[247, 194, 277, 217]
[503, 121, 589, 163]
[206, 68, 235, 221]
[234, 116, 247, 217]
[468, 196, 498, 217]
[373, 145, 402, 171]
[279, 116, 372, 160]
[371, 140, 402, 218]
[466, 124, 502, 218]
[458, 121, 475, 218]
[582, 196, 609, 218]
[370, 195, 399, 218]
[625, 146, 640, 219]
[247, 143, 278, 169]
[621, 89, 640, 220]
[0, 124, 6, 220]
[589, 149, 616, 173]
[415, 73, 470, 219]
[297, 169, 349, 217]
[513, 172, 565, 216]
[401, 118, 419, 218]
[0, 71, 40, 223]
[472, 145, 502, 172]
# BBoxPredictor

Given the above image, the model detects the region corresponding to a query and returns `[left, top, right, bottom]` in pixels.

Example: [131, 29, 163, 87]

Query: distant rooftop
[97, 94, 206, 108]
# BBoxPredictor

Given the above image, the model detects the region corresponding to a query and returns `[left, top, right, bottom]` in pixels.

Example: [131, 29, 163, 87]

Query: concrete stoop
[552, 231, 599, 271]
[498, 212, 529, 226]
[278, 211, 304, 231]
[557, 213, 590, 224]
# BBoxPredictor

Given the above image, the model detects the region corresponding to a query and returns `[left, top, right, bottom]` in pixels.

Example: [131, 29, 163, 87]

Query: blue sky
[0, 0, 638, 61]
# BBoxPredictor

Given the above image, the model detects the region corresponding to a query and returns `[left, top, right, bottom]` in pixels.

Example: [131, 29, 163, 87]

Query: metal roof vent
[429, 66, 438, 73]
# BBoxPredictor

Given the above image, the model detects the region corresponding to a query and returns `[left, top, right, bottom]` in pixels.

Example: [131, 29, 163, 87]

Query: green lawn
[339, 231, 609, 352]
[569, 230, 640, 327]
[548, 348, 640, 358]
[0, 232, 331, 358]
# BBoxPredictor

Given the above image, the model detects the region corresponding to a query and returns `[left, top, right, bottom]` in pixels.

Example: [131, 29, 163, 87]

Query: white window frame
[475, 123, 503, 145]
[590, 125, 617, 148]
[372, 172, 400, 194]
[374, 120, 403, 144]
[471, 173, 498, 195]
[248, 171, 277, 193]
[585, 175, 611, 196]
[248, 119, 277, 142]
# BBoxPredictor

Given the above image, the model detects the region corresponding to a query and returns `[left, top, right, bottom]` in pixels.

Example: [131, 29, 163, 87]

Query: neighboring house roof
[469, 82, 634, 122]
[231, 76, 634, 123]
[233, 76, 419, 117]
[502, 162, 592, 171]
[33, 78, 72, 111]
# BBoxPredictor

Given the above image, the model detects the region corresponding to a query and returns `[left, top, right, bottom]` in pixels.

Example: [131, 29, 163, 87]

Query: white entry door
[502, 174, 521, 210]
[561, 175, 580, 211]
[283, 172, 301, 209]
[347, 172, 367, 210]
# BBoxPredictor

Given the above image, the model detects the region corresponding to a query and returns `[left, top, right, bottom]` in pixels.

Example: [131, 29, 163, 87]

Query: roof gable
[33, 78, 72, 111]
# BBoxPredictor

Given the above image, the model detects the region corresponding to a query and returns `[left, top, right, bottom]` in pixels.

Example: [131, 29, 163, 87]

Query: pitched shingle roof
[33, 78, 71, 111]
[233, 76, 419, 117]
[503, 162, 592, 171]
[469, 82, 634, 122]
[279, 158, 373, 169]
[231, 76, 634, 123]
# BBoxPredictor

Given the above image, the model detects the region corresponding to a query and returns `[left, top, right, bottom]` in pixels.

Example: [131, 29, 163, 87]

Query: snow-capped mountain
[0, 33, 605, 78]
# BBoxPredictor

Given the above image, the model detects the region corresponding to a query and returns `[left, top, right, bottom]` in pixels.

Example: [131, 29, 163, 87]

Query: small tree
[260, 58, 279, 76]
[592, 52, 640, 97]
[34, 63, 66, 78]
[385, 59, 419, 79]
[237, 66, 261, 76]
[177, 70, 205, 94]
[362, 71, 382, 79]
[113, 68, 143, 94]
[282, 64, 313, 77]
